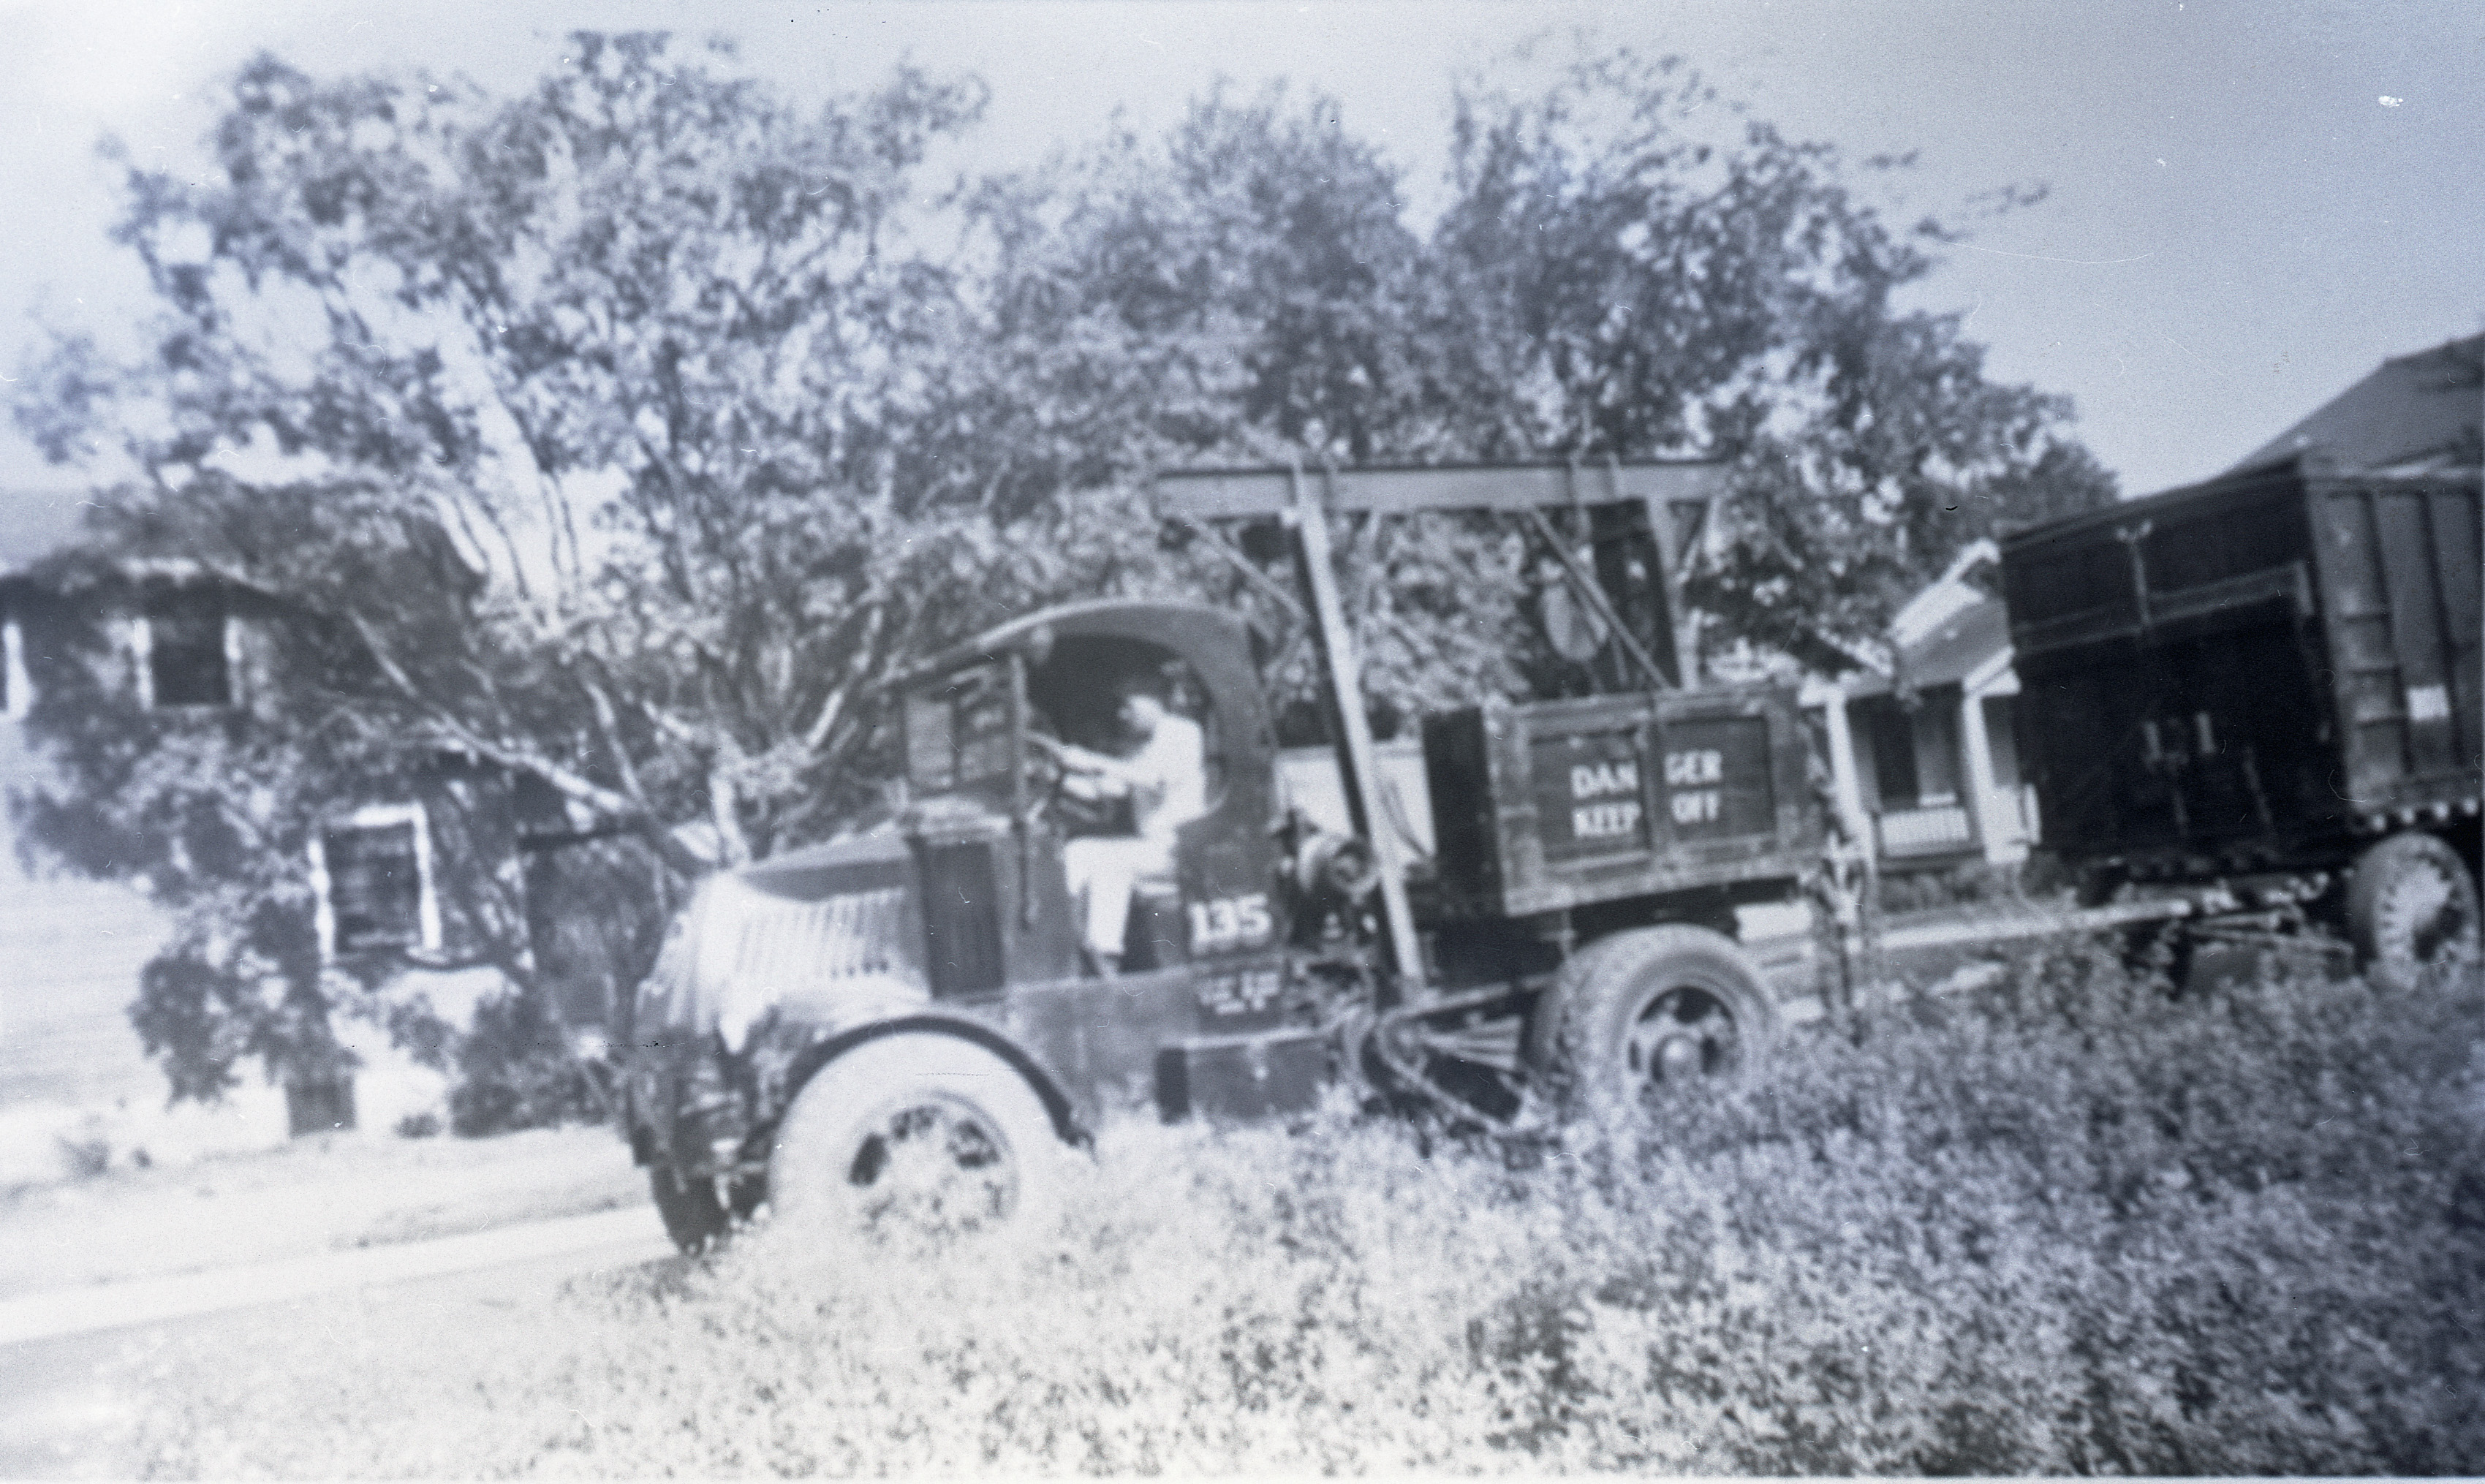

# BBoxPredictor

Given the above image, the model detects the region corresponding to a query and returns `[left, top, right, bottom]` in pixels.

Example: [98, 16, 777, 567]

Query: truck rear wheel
[768, 1034, 1061, 1249]
[2347, 831, 2480, 984]
[1527, 925, 1777, 1129]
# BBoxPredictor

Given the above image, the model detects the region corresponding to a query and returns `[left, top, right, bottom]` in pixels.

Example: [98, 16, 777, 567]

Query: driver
[1051, 670, 1208, 976]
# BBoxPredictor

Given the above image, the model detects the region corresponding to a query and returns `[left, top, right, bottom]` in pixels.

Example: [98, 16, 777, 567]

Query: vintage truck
[619, 460, 1841, 1252]
[2003, 451, 2481, 982]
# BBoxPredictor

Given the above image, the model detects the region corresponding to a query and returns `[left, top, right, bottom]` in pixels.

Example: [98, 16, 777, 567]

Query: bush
[133, 947, 2484, 1476]
[445, 990, 606, 1137]
[1874, 859, 2030, 915]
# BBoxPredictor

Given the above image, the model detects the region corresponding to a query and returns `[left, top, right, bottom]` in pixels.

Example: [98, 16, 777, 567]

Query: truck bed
[2003, 455, 2481, 869]
[1421, 683, 1821, 918]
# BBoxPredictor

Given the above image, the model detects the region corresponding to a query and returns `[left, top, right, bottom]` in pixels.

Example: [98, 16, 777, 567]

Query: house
[1807, 540, 2040, 874]
[0, 491, 82, 727]
[0, 516, 635, 1142]
[2229, 333, 2481, 479]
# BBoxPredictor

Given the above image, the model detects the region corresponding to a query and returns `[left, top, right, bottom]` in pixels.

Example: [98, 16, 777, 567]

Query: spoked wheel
[768, 1034, 1061, 1249]
[1622, 985, 1748, 1085]
[2347, 831, 2481, 986]
[1529, 925, 1776, 1130]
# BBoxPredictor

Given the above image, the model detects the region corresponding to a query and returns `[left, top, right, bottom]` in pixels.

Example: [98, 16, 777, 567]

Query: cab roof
[890, 599, 1259, 691]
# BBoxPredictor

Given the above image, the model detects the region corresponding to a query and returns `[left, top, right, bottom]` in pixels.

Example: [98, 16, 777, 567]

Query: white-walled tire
[767, 1034, 1062, 1249]
[2347, 831, 2481, 986]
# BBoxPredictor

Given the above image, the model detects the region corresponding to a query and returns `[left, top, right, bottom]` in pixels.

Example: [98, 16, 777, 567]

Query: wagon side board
[2002, 456, 2481, 873]
[1423, 683, 1821, 919]
[2308, 477, 2484, 824]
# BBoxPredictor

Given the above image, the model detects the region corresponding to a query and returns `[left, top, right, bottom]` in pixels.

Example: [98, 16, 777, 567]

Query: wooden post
[1286, 465, 1426, 995]
[1957, 687, 2007, 865]
[1646, 494, 1710, 692]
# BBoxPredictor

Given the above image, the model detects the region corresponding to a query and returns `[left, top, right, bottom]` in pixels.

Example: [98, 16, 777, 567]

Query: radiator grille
[654, 873, 923, 1049]
[716, 884, 915, 990]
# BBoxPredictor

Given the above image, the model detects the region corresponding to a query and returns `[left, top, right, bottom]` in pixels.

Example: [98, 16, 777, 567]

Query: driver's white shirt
[1062, 712, 1207, 958]
[1124, 713, 1207, 841]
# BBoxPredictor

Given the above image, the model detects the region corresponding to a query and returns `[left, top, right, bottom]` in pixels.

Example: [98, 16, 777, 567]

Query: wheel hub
[2376, 865, 2462, 964]
[846, 1098, 1016, 1238]
[1624, 987, 1739, 1091]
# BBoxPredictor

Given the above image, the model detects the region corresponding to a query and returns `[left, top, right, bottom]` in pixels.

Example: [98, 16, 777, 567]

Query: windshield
[903, 661, 1016, 795]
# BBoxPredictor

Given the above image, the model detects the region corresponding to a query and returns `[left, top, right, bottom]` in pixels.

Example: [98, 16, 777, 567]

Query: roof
[893, 599, 1260, 689]
[0, 489, 86, 573]
[1889, 540, 2000, 648]
[2231, 333, 2483, 477]
[1846, 591, 2011, 701]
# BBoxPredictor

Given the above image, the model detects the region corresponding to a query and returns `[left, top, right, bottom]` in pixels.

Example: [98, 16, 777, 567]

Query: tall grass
[136, 945, 2484, 1476]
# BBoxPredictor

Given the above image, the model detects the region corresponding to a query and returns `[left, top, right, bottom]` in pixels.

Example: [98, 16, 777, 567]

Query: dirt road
[0, 1209, 674, 1477]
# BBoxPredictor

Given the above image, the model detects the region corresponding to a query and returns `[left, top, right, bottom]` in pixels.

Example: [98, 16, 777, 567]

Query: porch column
[1958, 689, 2011, 865]
[1806, 678, 1870, 847]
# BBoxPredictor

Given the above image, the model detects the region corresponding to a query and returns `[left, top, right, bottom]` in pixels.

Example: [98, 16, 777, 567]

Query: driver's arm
[1043, 736, 1135, 796]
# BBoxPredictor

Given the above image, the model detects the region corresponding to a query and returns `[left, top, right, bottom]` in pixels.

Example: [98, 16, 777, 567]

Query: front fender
[632, 1007, 1092, 1181]
[776, 1011, 1092, 1151]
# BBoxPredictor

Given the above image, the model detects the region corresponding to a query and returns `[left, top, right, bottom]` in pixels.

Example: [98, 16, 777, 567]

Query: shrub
[132, 946, 2484, 1476]
[445, 990, 606, 1137]
[1874, 858, 2030, 915]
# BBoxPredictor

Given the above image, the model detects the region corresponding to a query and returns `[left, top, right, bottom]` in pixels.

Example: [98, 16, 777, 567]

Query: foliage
[445, 987, 606, 1137]
[1429, 46, 2116, 658]
[12, 32, 2117, 1107]
[1872, 858, 2038, 915]
[127, 951, 2484, 1474]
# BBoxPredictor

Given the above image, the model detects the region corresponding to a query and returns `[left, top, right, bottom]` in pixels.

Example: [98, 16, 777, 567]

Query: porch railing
[1875, 802, 1976, 858]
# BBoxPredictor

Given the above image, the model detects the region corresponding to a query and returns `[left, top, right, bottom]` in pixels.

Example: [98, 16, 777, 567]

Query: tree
[1429, 46, 2116, 663]
[9, 34, 1114, 1105]
[922, 82, 1537, 714]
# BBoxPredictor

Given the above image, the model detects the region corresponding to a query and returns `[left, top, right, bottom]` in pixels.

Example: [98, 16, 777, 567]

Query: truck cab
[623, 600, 1317, 1249]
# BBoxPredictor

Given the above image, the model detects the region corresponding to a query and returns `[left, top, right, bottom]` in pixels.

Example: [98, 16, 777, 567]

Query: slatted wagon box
[1421, 683, 1822, 919]
[2003, 453, 2481, 877]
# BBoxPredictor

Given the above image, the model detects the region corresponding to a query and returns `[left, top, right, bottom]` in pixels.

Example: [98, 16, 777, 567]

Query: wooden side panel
[2435, 485, 2484, 775]
[1423, 684, 1819, 919]
[2310, 478, 2484, 812]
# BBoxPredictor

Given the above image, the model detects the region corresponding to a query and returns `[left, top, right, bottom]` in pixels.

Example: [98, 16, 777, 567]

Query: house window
[141, 585, 233, 708]
[311, 803, 440, 958]
[1864, 700, 1962, 808]
[1910, 703, 1962, 806]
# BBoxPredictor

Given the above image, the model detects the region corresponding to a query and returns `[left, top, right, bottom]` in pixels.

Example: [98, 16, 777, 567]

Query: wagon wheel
[768, 1034, 1062, 1249]
[2347, 831, 2481, 986]
[1527, 925, 1777, 1130]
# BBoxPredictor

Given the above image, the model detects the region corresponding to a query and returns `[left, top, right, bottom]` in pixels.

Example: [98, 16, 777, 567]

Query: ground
[0, 915, 2473, 1476]
[0, 1122, 643, 1298]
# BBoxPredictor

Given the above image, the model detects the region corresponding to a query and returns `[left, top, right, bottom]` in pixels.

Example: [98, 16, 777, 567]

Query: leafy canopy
[10, 33, 2110, 1102]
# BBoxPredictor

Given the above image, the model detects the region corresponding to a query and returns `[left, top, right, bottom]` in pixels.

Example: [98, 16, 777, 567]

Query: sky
[0, 0, 2478, 524]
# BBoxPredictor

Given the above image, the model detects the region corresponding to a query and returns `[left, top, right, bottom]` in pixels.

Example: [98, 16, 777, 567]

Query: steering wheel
[1021, 730, 1067, 819]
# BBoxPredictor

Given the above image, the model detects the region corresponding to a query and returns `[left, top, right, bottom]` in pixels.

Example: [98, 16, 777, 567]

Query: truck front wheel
[768, 1034, 1062, 1249]
[2347, 831, 2480, 985]
[1527, 925, 1777, 1129]
[648, 1165, 727, 1254]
